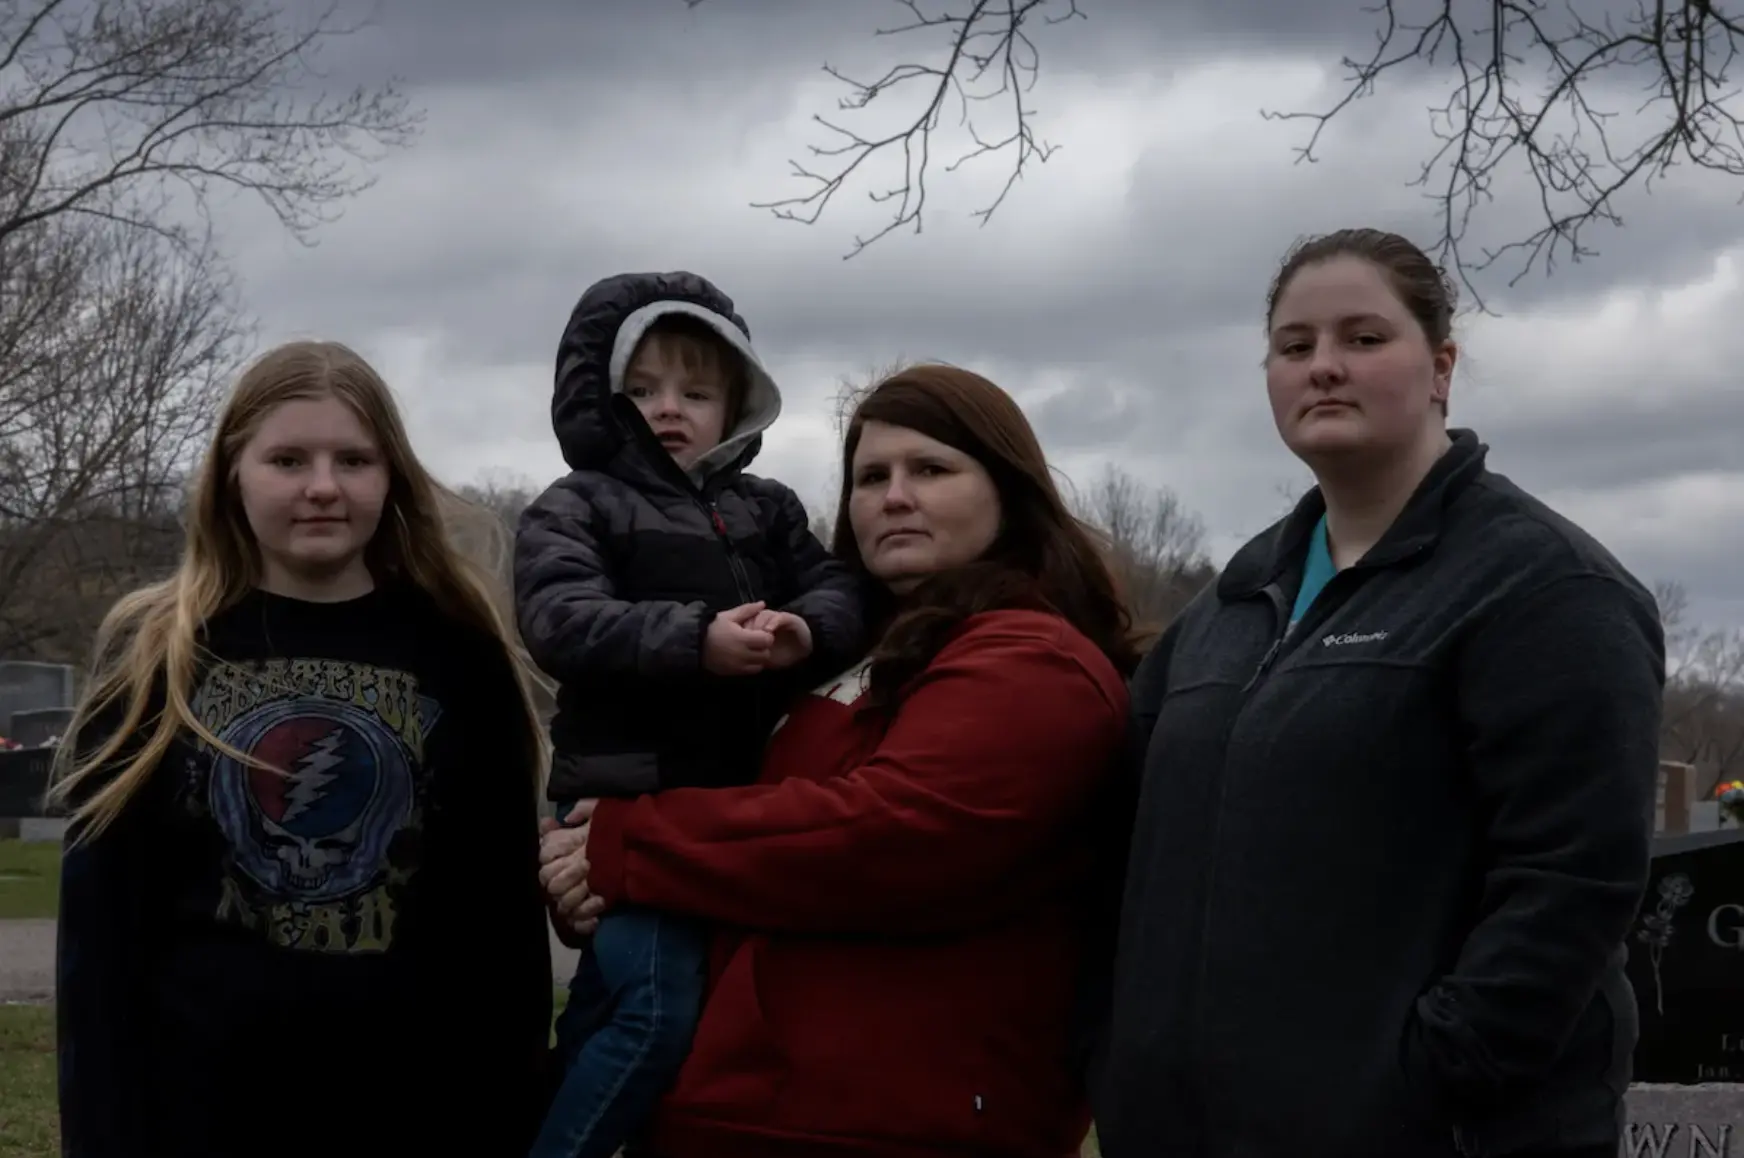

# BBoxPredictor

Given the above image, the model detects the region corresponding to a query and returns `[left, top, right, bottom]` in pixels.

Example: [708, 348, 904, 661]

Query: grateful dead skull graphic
[207, 697, 419, 904]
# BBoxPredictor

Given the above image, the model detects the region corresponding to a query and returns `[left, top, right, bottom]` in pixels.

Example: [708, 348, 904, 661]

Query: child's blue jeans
[528, 904, 707, 1158]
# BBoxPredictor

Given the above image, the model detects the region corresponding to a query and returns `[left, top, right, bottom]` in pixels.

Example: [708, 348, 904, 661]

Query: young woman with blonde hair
[51, 340, 555, 1158]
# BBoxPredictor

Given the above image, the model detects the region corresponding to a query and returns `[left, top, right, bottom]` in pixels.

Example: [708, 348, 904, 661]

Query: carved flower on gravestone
[1714, 780, 1744, 826]
[1635, 873, 1695, 1017]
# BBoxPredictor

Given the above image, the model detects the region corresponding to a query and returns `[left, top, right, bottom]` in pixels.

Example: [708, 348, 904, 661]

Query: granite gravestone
[0, 663, 74, 830]
[0, 661, 74, 737]
[9, 706, 72, 748]
[0, 745, 54, 818]
[1631, 830, 1744, 1083]
[1622, 829, 1744, 1154]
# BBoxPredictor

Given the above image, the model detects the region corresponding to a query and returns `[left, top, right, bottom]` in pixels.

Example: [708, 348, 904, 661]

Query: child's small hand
[703, 601, 775, 675]
[752, 609, 813, 670]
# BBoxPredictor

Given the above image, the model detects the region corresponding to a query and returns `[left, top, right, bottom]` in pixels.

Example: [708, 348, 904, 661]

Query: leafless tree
[0, 0, 419, 249]
[450, 475, 540, 612]
[0, 218, 241, 659]
[700, 0, 1744, 303]
[456, 475, 539, 533]
[0, 0, 420, 661]
[1073, 464, 1214, 631]
[1655, 579, 1744, 792]
[448, 475, 560, 723]
[1264, 0, 1744, 309]
[691, 0, 1080, 258]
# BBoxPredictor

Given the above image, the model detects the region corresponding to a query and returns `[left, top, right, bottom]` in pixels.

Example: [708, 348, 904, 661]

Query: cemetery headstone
[1629, 830, 1744, 1083]
[0, 660, 74, 737]
[0, 662, 74, 829]
[1622, 829, 1744, 1151]
[9, 706, 72, 748]
[0, 745, 55, 818]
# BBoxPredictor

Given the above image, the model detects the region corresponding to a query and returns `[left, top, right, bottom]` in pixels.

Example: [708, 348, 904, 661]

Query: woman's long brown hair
[831, 363, 1141, 712]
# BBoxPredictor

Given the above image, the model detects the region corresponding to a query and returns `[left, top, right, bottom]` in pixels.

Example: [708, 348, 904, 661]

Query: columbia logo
[1322, 630, 1388, 647]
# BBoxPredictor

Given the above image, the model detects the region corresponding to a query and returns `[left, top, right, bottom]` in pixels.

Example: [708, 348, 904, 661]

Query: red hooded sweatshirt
[584, 609, 1130, 1158]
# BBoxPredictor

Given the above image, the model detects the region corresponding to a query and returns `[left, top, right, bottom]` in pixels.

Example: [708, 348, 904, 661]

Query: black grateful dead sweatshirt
[55, 585, 553, 1158]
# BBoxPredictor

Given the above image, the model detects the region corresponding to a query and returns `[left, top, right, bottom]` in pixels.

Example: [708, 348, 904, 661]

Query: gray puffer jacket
[513, 271, 866, 803]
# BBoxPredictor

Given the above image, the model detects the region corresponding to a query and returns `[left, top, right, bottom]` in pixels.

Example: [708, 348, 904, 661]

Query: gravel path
[0, 919, 581, 1004]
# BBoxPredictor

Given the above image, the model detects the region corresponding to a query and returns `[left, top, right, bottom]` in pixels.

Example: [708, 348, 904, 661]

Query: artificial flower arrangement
[1716, 780, 1744, 826]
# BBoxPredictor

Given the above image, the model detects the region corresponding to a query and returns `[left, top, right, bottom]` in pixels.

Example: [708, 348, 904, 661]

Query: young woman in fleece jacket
[537, 362, 1140, 1158]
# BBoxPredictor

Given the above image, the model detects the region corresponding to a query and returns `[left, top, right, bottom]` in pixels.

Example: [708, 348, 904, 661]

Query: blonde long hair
[49, 340, 549, 842]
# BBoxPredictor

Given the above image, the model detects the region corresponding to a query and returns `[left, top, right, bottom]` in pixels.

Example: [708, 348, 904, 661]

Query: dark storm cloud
[306, 0, 850, 89]
[282, 0, 1741, 329]
[231, 32, 1742, 482]
[1468, 390, 1744, 496]
[235, 0, 1744, 627]
[1020, 0, 1744, 310]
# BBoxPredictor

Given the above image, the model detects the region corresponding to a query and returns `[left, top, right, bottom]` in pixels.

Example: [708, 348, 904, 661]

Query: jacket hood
[550, 271, 782, 483]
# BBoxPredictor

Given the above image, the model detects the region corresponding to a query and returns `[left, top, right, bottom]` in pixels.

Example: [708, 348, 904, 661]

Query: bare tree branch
[695, 0, 1083, 258]
[0, 0, 420, 662]
[454, 474, 538, 535]
[450, 474, 555, 716]
[0, 0, 422, 249]
[717, 1, 1744, 290]
[1259, 0, 1744, 310]
[1653, 579, 1744, 794]
[1072, 465, 1214, 630]
[0, 213, 245, 658]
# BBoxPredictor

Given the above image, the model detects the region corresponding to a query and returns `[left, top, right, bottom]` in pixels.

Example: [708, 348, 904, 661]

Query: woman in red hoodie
[539, 362, 1139, 1158]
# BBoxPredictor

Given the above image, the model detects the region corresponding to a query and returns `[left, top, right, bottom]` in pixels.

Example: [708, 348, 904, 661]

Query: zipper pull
[710, 508, 727, 536]
[1242, 637, 1283, 692]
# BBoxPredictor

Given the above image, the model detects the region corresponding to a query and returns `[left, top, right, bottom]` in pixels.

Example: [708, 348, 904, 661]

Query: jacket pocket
[548, 751, 661, 799]
[1422, 977, 1632, 1157]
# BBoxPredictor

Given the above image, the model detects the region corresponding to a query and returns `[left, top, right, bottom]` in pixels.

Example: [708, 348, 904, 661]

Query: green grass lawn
[0, 841, 59, 921]
[0, 1004, 56, 1157]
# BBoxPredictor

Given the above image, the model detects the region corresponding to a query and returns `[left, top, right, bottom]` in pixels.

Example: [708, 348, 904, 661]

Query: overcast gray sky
[222, 0, 1742, 631]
